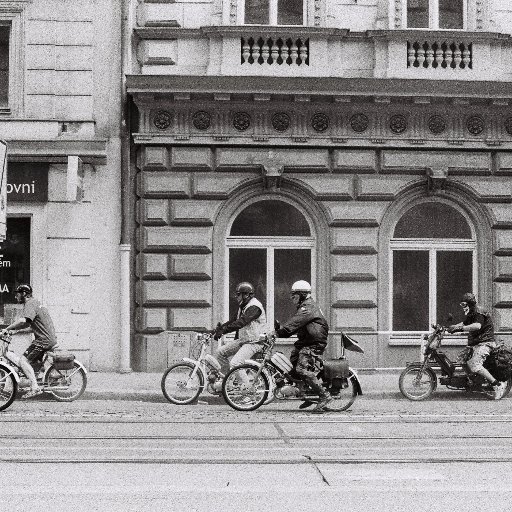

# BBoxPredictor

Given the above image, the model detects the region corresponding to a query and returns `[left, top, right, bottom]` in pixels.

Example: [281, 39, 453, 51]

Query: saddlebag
[53, 353, 75, 371]
[323, 359, 350, 380]
[484, 344, 512, 382]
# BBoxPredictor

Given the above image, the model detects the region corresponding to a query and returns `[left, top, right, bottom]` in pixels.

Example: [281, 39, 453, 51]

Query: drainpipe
[119, 0, 132, 373]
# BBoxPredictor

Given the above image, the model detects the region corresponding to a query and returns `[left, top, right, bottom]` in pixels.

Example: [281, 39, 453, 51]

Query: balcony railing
[407, 41, 472, 70]
[241, 36, 309, 66]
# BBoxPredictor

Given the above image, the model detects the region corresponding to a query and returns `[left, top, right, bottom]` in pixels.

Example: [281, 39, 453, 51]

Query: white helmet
[291, 280, 312, 293]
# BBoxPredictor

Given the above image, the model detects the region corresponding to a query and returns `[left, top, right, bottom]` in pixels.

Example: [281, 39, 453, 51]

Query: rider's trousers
[215, 340, 264, 374]
[290, 346, 329, 398]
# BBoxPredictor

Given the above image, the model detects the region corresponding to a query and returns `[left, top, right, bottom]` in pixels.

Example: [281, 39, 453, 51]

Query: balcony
[134, 25, 512, 82]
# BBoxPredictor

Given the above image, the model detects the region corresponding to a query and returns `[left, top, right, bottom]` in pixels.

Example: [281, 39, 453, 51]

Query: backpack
[484, 344, 512, 382]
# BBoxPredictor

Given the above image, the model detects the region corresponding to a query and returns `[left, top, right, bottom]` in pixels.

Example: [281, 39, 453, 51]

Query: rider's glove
[447, 324, 463, 334]
[213, 323, 224, 341]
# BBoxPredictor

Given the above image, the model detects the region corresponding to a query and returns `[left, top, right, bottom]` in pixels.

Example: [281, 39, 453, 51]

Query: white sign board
[0, 140, 7, 241]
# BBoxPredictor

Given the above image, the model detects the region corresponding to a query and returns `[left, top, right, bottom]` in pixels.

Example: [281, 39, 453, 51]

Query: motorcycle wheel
[161, 362, 204, 405]
[399, 365, 437, 401]
[45, 362, 87, 402]
[222, 364, 270, 411]
[327, 373, 358, 412]
[0, 367, 17, 411]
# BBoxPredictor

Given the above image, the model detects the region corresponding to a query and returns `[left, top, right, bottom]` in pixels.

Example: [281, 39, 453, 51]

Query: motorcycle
[222, 332, 364, 412]
[0, 331, 87, 410]
[399, 323, 512, 400]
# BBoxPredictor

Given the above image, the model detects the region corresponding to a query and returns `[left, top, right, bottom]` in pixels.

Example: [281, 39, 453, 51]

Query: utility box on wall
[166, 331, 195, 366]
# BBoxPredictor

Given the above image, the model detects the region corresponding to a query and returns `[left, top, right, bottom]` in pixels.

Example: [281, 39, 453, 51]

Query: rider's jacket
[276, 297, 328, 350]
[236, 297, 268, 343]
[464, 306, 494, 347]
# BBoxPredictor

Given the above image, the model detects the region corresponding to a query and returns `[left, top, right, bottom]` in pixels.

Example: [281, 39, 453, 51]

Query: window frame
[404, 0, 467, 30]
[240, 0, 308, 26]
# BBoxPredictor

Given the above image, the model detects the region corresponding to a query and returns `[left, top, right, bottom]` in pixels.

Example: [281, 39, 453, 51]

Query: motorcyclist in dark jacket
[274, 280, 332, 413]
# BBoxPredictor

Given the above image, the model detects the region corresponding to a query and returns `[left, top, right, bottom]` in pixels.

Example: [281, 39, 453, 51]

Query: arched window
[226, 199, 315, 327]
[390, 201, 476, 331]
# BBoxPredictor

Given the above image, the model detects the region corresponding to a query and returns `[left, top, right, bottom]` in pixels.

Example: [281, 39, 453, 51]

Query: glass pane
[0, 25, 9, 106]
[437, 251, 472, 325]
[245, 0, 269, 24]
[394, 203, 472, 239]
[407, 0, 429, 28]
[0, 218, 31, 324]
[393, 251, 429, 331]
[229, 249, 267, 319]
[274, 249, 311, 324]
[278, 0, 303, 25]
[230, 200, 310, 236]
[439, 0, 463, 29]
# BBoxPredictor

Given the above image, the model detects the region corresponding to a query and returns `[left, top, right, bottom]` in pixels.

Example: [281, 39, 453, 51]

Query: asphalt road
[2, 393, 512, 511]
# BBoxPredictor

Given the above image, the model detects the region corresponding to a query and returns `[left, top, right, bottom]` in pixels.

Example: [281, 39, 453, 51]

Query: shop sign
[7, 162, 48, 202]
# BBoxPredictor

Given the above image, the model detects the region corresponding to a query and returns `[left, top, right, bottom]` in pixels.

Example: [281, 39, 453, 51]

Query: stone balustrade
[407, 41, 473, 70]
[241, 36, 309, 66]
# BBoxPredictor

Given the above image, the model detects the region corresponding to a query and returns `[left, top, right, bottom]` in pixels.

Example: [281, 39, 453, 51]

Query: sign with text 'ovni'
[7, 162, 48, 202]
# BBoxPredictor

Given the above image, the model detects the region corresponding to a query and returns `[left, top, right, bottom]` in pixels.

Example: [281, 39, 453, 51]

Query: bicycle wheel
[327, 373, 358, 412]
[45, 362, 87, 401]
[399, 365, 437, 401]
[161, 362, 204, 404]
[222, 364, 270, 411]
[0, 367, 17, 411]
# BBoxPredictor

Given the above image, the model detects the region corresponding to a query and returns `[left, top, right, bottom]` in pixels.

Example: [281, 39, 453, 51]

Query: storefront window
[244, 0, 304, 25]
[0, 217, 30, 324]
[227, 200, 314, 326]
[391, 202, 474, 331]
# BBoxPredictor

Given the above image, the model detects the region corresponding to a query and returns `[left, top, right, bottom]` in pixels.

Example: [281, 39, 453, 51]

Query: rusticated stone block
[170, 308, 212, 330]
[170, 200, 220, 226]
[140, 226, 212, 253]
[287, 174, 354, 200]
[170, 254, 212, 280]
[333, 149, 377, 173]
[496, 152, 512, 175]
[171, 147, 213, 171]
[494, 309, 512, 332]
[137, 253, 169, 279]
[495, 257, 512, 282]
[382, 150, 490, 175]
[216, 148, 271, 172]
[332, 307, 377, 332]
[139, 308, 168, 333]
[332, 281, 377, 304]
[332, 227, 378, 254]
[494, 230, 512, 256]
[145, 334, 168, 372]
[494, 282, 512, 308]
[138, 280, 211, 307]
[141, 147, 169, 170]
[324, 201, 388, 227]
[451, 176, 512, 202]
[356, 175, 421, 200]
[140, 199, 169, 225]
[332, 254, 378, 278]
[193, 173, 258, 199]
[488, 204, 512, 229]
[140, 172, 190, 198]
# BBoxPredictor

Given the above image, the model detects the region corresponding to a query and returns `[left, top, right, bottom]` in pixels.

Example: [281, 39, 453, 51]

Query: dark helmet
[235, 282, 254, 295]
[15, 284, 32, 295]
[461, 292, 477, 306]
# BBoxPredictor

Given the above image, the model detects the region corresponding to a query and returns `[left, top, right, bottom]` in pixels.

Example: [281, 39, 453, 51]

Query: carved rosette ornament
[271, 112, 291, 132]
[311, 112, 329, 132]
[153, 110, 172, 130]
[504, 117, 512, 136]
[350, 113, 369, 133]
[428, 115, 446, 135]
[466, 115, 485, 135]
[233, 112, 251, 131]
[389, 114, 407, 134]
[192, 111, 211, 130]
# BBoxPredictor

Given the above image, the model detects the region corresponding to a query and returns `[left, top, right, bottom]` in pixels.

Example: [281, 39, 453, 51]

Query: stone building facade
[0, 0, 124, 370]
[127, 0, 512, 370]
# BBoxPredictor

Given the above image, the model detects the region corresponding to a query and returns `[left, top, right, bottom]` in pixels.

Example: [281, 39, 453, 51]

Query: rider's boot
[310, 392, 333, 414]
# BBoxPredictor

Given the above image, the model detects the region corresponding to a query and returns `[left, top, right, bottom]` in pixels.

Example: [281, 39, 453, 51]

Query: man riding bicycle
[447, 292, 507, 400]
[1, 284, 57, 399]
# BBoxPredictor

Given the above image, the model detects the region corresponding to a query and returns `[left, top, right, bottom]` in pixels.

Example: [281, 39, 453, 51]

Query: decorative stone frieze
[271, 112, 291, 132]
[466, 115, 485, 135]
[350, 113, 369, 133]
[153, 110, 172, 130]
[192, 111, 211, 130]
[233, 112, 251, 131]
[311, 112, 329, 132]
[428, 115, 447, 135]
[389, 114, 407, 134]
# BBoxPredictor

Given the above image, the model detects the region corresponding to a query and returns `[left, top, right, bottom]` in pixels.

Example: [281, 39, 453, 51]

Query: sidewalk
[83, 369, 404, 401]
